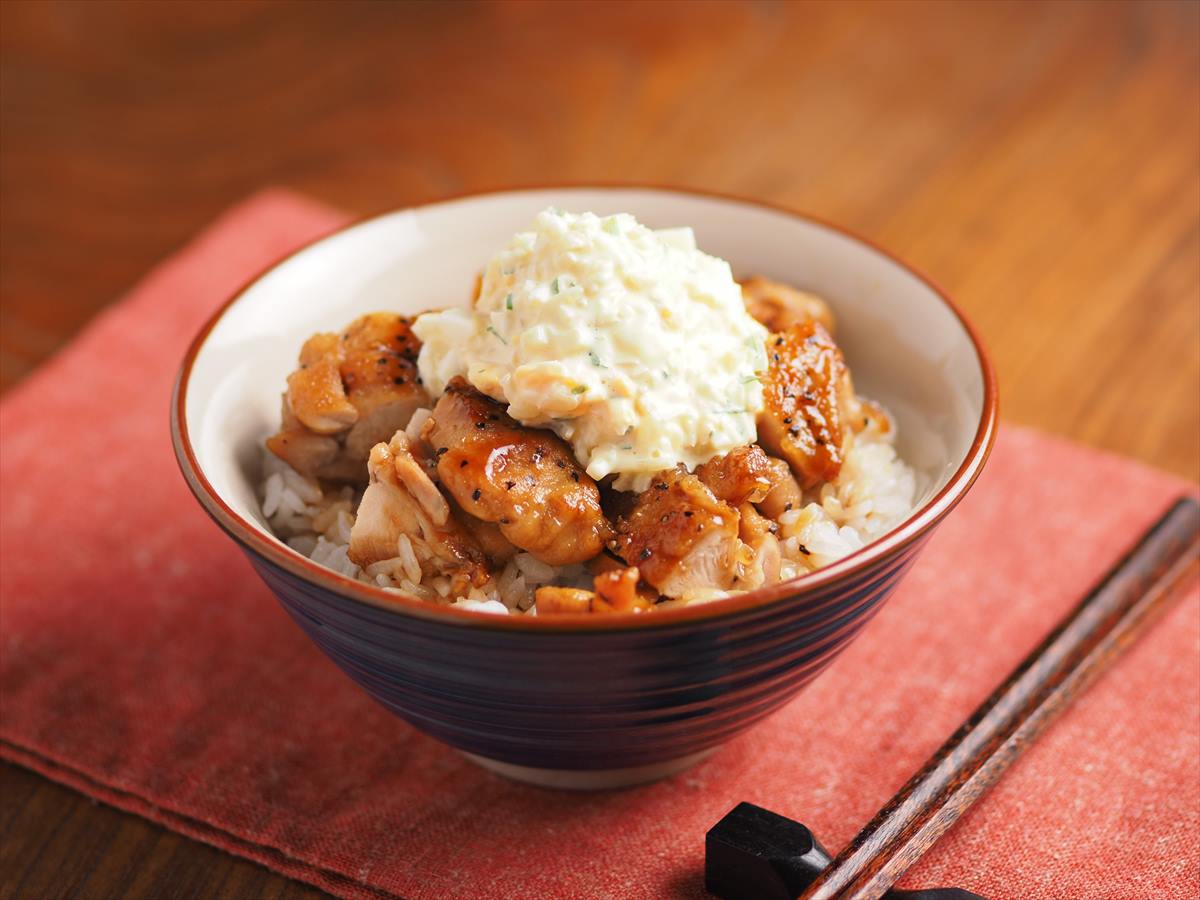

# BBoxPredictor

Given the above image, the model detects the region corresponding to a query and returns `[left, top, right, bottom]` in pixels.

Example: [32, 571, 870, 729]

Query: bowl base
[462, 748, 715, 790]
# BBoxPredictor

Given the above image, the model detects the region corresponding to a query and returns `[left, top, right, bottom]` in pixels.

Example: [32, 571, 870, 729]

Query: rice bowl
[255, 208, 919, 616]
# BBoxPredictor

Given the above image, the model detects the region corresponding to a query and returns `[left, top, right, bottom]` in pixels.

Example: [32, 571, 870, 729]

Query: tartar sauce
[414, 208, 767, 491]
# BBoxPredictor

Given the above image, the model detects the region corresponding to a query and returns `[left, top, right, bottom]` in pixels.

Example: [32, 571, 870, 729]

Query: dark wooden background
[1, 1, 1197, 897]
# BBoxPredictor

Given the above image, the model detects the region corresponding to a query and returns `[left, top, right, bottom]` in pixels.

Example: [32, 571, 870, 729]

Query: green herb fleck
[505, 293, 513, 310]
[620, 444, 633, 451]
[741, 375, 760, 384]
[486, 326, 507, 345]
[551, 277, 560, 295]
[588, 351, 606, 368]
[571, 384, 587, 394]
[603, 217, 619, 235]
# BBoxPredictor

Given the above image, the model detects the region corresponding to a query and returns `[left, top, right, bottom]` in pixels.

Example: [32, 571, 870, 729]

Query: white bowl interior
[184, 189, 985, 544]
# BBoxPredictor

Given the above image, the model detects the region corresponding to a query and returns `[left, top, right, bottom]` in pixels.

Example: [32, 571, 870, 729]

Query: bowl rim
[170, 183, 999, 633]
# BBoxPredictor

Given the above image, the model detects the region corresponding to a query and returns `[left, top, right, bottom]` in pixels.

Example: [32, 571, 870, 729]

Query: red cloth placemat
[1, 191, 1197, 900]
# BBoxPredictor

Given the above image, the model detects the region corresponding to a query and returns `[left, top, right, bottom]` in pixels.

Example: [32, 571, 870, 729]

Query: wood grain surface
[1, 1, 1197, 897]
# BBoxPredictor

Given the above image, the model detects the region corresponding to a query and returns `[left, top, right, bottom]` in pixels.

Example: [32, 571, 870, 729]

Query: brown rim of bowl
[170, 183, 999, 633]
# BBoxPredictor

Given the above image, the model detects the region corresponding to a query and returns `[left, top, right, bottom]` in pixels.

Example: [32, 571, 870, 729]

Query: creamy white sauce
[414, 208, 767, 491]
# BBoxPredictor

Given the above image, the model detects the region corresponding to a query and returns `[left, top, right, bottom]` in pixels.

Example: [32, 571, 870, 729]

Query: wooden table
[1, 1, 1196, 897]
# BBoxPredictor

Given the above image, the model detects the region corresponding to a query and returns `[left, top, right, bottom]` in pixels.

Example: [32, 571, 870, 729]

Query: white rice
[258, 423, 915, 615]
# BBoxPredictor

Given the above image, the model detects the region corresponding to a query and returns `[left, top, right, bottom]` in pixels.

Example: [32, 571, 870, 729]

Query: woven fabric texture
[1, 191, 1196, 899]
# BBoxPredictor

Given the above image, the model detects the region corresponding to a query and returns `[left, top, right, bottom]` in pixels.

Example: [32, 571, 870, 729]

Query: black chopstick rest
[705, 803, 984, 900]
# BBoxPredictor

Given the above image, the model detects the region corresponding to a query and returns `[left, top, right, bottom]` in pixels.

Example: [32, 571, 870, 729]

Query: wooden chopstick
[798, 495, 1200, 900]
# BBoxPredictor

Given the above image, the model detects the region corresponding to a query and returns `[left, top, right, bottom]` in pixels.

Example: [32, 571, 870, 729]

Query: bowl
[171, 187, 997, 789]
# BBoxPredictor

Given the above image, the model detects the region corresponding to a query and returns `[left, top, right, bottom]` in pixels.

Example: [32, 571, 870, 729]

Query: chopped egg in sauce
[414, 208, 768, 491]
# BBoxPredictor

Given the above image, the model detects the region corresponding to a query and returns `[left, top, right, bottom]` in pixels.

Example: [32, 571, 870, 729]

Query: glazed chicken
[267, 313, 429, 482]
[694, 444, 783, 507]
[757, 456, 805, 521]
[611, 468, 740, 598]
[534, 564, 653, 615]
[696, 445, 788, 589]
[348, 431, 489, 592]
[740, 276, 835, 334]
[424, 378, 612, 566]
[758, 319, 861, 488]
[734, 503, 783, 589]
[449, 499, 520, 565]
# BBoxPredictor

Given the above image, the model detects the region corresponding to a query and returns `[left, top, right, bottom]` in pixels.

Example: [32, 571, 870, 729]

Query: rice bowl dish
[259, 209, 916, 616]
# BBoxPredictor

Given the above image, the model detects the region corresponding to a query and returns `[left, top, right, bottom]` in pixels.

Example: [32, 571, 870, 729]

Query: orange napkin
[1, 190, 1196, 899]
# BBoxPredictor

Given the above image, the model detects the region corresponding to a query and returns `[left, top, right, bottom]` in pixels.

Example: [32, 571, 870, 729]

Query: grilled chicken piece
[757, 457, 805, 521]
[740, 276, 835, 334]
[451, 504, 519, 565]
[339, 314, 429, 462]
[693, 447, 788, 589]
[266, 313, 429, 483]
[736, 503, 782, 589]
[425, 378, 612, 566]
[611, 468, 740, 598]
[534, 566, 654, 615]
[695, 445, 783, 507]
[592, 565, 654, 612]
[266, 402, 345, 478]
[287, 333, 359, 433]
[534, 586, 596, 615]
[348, 432, 489, 592]
[758, 320, 859, 488]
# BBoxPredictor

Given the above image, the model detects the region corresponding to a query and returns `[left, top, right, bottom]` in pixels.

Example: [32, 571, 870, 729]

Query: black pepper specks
[639, 547, 652, 560]
[475, 422, 487, 429]
[505, 481, 515, 490]
[798, 544, 811, 556]
[570, 471, 580, 483]
[471, 489, 482, 501]
[654, 482, 668, 491]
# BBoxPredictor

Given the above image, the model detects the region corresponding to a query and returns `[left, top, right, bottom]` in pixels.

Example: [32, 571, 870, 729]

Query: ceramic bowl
[172, 187, 997, 789]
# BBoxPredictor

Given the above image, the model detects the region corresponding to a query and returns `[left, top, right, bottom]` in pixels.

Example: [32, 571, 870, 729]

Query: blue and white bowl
[172, 187, 997, 789]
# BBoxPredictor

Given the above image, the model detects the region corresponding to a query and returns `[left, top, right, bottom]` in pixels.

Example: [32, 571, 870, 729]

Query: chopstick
[798, 495, 1200, 900]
